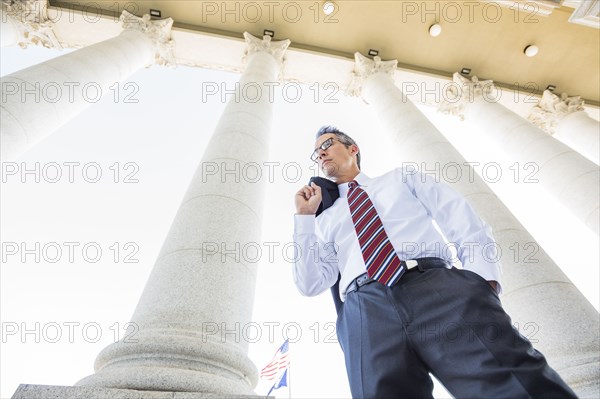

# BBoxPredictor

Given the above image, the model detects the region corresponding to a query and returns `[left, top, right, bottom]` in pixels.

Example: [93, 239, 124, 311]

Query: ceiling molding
[568, 0, 600, 29]
[46, 0, 600, 104]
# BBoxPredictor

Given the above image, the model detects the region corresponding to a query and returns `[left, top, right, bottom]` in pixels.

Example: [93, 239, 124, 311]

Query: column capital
[438, 72, 495, 120]
[528, 90, 586, 134]
[348, 52, 398, 97]
[242, 32, 291, 74]
[2, 0, 61, 49]
[120, 10, 174, 66]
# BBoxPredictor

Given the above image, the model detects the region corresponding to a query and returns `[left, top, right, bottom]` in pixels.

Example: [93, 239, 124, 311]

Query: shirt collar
[338, 171, 371, 198]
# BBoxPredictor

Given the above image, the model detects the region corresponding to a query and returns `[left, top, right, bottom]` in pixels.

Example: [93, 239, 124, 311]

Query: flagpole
[288, 339, 291, 399]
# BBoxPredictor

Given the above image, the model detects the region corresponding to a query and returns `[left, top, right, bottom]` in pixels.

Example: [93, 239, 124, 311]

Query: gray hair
[315, 125, 361, 169]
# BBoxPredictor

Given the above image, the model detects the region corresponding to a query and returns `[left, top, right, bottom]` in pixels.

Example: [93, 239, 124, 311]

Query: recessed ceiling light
[546, 85, 556, 92]
[524, 45, 539, 57]
[263, 29, 275, 38]
[368, 49, 379, 57]
[323, 1, 336, 15]
[429, 24, 442, 37]
[149, 9, 161, 18]
[460, 68, 471, 75]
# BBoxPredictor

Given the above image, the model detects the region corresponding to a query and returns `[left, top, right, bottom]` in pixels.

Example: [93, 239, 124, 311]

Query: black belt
[345, 257, 451, 295]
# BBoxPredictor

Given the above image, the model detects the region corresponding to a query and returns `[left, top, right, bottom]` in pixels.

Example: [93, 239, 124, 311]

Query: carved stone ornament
[120, 10, 174, 66]
[347, 52, 398, 97]
[2, 0, 61, 49]
[242, 32, 291, 76]
[528, 90, 585, 134]
[481, 0, 561, 17]
[566, 0, 599, 29]
[438, 72, 496, 121]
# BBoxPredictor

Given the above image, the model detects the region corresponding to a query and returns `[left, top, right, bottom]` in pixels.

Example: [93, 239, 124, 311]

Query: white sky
[1, 44, 598, 399]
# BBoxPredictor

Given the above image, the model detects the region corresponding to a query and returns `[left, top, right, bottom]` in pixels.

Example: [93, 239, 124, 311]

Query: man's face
[313, 133, 358, 178]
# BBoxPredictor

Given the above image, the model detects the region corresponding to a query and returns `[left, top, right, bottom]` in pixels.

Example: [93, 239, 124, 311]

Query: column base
[74, 329, 257, 395]
[11, 385, 272, 399]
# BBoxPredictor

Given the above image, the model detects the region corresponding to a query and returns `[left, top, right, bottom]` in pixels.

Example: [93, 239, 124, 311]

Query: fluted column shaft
[555, 111, 600, 164]
[0, 8, 20, 47]
[354, 54, 599, 397]
[76, 33, 290, 395]
[0, 11, 173, 160]
[528, 90, 599, 165]
[469, 99, 599, 235]
[443, 75, 599, 235]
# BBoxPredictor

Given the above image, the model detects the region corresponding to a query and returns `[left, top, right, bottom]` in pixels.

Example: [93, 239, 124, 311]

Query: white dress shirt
[293, 168, 503, 302]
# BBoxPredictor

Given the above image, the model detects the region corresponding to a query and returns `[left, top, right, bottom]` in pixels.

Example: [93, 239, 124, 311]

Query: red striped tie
[347, 180, 405, 287]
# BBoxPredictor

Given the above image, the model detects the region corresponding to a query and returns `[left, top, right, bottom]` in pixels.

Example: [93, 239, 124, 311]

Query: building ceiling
[51, 0, 600, 105]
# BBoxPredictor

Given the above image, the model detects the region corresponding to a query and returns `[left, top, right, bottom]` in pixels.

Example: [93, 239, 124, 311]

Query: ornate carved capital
[242, 32, 291, 76]
[120, 10, 174, 66]
[438, 72, 495, 120]
[482, 0, 560, 17]
[348, 52, 398, 97]
[528, 90, 586, 134]
[2, 0, 61, 49]
[566, 0, 599, 29]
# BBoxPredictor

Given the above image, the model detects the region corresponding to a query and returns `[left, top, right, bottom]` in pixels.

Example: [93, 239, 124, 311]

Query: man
[292, 126, 577, 398]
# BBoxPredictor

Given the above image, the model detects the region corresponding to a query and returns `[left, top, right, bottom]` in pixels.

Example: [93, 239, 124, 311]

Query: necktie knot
[348, 180, 359, 190]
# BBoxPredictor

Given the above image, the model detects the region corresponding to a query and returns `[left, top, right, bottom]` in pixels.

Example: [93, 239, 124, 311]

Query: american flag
[267, 369, 288, 396]
[260, 339, 290, 380]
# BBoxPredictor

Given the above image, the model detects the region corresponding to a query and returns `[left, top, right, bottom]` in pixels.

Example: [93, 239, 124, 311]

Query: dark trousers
[336, 267, 578, 399]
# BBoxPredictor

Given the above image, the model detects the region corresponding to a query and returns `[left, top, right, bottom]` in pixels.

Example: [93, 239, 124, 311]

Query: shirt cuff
[294, 214, 316, 234]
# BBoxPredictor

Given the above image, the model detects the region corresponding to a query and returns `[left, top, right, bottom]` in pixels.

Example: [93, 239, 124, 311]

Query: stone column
[0, 0, 59, 48]
[439, 73, 599, 235]
[76, 33, 290, 395]
[0, 10, 173, 160]
[352, 53, 599, 397]
[529, 90, 599, 165]
[1, 6, 20, 47]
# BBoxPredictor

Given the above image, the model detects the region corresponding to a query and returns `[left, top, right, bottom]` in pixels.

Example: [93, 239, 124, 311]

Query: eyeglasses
[310, 138, 338, 162]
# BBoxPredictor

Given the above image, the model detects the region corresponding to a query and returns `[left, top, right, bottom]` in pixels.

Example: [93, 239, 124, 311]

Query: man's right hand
[295, 182, 322, 215]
